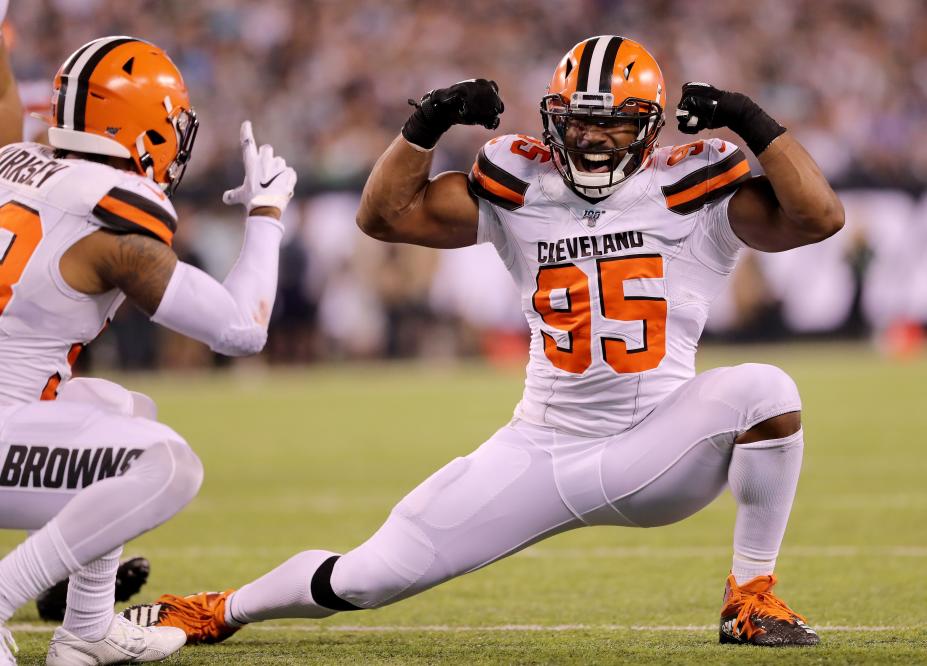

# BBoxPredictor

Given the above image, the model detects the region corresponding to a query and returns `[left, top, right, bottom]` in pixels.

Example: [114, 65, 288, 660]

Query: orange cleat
[121, 589, 240, 645]
[719, 574, 819, 646]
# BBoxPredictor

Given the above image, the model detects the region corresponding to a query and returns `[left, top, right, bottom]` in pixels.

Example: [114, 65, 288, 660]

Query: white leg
[228, 422, 580, 621]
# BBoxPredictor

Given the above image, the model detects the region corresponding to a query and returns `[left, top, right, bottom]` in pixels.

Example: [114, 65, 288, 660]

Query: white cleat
[0, 625, 18, 665]
[46, 614, 185, 665]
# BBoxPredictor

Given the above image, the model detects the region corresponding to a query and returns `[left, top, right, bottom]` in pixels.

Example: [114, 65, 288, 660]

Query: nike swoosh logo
[260, 172, 285, 188]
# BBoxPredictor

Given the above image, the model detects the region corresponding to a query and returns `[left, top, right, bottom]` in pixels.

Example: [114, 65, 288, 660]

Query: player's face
[562, 117, 640, 173]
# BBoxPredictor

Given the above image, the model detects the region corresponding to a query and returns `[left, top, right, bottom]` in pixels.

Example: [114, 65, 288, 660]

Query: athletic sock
[225, 550, 343, 624]
[0, 520, 79, 622]
[62, 547, 121, 641]
[728, 428, 804, 585]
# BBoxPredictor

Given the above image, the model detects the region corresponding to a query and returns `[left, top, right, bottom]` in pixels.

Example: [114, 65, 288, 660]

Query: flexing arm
[677, 83, 844, 252]
[356, 79, 504, 249]
[0, 19, 23, 146]
[357, 137, 478, 248]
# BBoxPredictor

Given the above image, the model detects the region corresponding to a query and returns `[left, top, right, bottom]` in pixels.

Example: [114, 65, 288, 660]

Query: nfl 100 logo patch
[582, 209, 604, 227]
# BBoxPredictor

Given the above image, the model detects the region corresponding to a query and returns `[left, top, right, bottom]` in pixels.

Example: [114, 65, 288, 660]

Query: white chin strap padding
[135, 132, 155, 180]
[569, 123, 649, 195]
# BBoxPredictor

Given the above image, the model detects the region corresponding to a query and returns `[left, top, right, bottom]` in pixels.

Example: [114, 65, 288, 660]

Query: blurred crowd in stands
[5, 0, 927, 368]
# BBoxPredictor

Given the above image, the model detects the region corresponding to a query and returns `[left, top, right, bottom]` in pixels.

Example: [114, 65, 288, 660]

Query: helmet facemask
[136, 97, 199, 197]
[541, 91, 664, 199]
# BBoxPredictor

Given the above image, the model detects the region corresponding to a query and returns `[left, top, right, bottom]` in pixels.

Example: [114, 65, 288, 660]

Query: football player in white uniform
[132, 36, 842, 648]
[0, 6, 156, 624]
[0, 35, 296, 665]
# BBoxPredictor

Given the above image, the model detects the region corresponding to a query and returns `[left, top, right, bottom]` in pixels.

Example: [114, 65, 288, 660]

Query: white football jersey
[469, 134, 752, 436]
[0, 142, 177, 405]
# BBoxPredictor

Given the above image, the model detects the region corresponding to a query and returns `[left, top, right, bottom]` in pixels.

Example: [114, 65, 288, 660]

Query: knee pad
[701, 363, 801, 431]
[332, 511, 437, 609]
[163, 439, 204, 507]
[128, 439, 203, 512]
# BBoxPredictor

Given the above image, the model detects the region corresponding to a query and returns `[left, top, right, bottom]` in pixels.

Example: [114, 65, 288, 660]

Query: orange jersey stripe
[96, 195, 174, 245]
[471, 163, 526, 207]
[40, 343, 84, 401]
[40, 373, 61, 401]
[664, 159, 750, 210]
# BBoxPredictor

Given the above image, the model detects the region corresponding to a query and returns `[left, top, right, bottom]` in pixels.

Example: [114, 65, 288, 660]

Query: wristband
[401, 95, 452, 150]
[717, 93, 786, 156]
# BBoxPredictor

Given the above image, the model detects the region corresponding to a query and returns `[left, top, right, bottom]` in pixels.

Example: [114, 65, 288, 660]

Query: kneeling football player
[0, 34, 296, 665]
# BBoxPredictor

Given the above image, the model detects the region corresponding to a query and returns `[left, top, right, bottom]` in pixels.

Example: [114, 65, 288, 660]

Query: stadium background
[4, 0, 927, 369]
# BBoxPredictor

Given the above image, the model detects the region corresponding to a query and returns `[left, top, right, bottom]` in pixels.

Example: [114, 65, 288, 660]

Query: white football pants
[0, 378, 202, 562]
[332, 363, 802, 608]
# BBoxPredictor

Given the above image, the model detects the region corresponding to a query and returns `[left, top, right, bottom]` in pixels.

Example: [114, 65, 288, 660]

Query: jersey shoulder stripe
[660, 147, 750, 215]
[468, 146, 530, 211]
[92, 186, 177, 245]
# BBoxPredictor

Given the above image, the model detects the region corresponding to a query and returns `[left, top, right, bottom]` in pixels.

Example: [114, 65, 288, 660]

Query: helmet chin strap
[135, 132, 155, 181]
[568, 123, 646, 196]
[133, 96, 177, 190]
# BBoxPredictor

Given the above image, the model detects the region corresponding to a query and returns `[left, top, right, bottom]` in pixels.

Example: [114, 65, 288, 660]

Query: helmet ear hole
[146, 130, 166, 145]
[122, 57, 135, 75]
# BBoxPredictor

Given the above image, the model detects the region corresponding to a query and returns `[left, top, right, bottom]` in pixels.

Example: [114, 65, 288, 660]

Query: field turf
[4, 343, 926, 664]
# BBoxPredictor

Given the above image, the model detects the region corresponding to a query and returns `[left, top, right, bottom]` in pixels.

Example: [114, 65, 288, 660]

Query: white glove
[0, 0, 8, 26]
[222, 120, 297, 214]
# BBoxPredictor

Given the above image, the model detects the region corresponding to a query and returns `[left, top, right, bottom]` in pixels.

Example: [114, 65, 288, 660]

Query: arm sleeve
[151, 215, 284, 356]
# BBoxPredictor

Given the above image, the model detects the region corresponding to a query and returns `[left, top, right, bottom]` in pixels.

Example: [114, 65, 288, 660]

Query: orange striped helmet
[541, 36, 665, 198]
[49, 36, 198, 196]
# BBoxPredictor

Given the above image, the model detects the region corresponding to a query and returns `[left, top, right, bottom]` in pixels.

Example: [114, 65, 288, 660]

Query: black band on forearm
[716, 93, 787, 156]
[401, 98, 452, 150]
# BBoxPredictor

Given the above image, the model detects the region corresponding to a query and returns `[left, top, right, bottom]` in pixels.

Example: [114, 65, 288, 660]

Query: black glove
[676, 82, 785, 155]
[402, 79, 504, 150]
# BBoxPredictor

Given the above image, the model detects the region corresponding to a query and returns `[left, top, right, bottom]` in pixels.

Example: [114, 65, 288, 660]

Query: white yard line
[137, 545, 927, 558]
[8, 623, 922, 634]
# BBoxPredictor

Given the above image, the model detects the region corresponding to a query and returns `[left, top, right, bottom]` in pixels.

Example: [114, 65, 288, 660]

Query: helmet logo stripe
[582, 36, 617, 94]
[598, 37, 624, 92]
[72, 37, 135, 132]
[56, 40, 98, 127]
[575, 37, 600, 93]
[60, 37, 128, 130]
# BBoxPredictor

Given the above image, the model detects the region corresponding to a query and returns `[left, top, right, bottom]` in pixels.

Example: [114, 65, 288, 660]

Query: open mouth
[575, 152, 615, 174]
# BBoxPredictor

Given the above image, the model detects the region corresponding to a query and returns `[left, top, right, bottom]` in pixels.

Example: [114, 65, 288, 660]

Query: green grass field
[4, 343, 927, 664]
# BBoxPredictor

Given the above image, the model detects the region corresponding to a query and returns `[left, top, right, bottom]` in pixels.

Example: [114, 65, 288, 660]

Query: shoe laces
[726, 575, 807, 640]
[0, 626, 18, 659]
[158, 592, 226, 633]
[110, 614, 146, 645]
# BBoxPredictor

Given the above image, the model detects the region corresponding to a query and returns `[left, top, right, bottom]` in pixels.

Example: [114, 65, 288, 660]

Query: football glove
[222, 121, 297, 214]
[402, 79, 504, 150]
[676, 82, 785, 155]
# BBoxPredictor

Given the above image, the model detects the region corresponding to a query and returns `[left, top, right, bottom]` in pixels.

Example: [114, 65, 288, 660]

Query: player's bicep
[728, 176, 823, 252]
[386, 171, 479, 249]
[95, 231, 178, 316]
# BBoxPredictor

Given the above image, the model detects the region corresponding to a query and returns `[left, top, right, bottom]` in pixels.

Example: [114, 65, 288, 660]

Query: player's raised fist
[676, 81, 786, 155]
[675, 82, 725, 134]
[402, 79, 504, 150]
[424, 79, 504, 130]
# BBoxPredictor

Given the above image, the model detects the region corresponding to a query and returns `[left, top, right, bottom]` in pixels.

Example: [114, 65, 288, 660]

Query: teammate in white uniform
[0, 35, 297, 665]
[133, 37, 843, 648]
